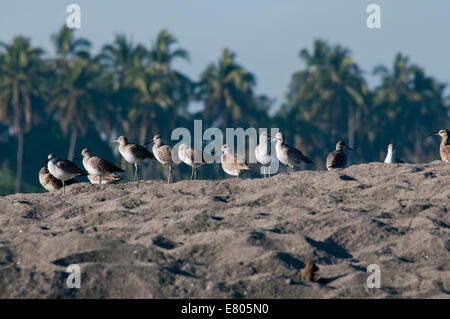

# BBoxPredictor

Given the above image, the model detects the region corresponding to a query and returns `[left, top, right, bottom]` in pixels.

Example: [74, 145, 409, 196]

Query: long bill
[40, 159, 50, 167]
[425, 132, 440, 138]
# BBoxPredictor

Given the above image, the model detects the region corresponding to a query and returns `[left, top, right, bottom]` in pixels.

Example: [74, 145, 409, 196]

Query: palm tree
[373, 54, 449, 162]
[99, 34, 146, 87]
[283, 40, 367, 166]
[51, 25, 91, 71]
[0, 37, 47, 192]
[197, 48, 265, 130]
[51, 58, 99, 159]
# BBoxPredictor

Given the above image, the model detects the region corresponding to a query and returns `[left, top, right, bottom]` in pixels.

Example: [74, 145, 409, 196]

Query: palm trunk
[15, 128, 24, 193]
[68, 127, 78, 160]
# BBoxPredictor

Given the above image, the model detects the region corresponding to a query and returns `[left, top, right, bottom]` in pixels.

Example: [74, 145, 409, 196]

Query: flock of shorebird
[38, 128, 450, 193]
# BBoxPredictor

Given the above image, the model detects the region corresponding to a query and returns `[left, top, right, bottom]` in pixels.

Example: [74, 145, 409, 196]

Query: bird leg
[134, 163, 138, 182]
[63, 180, 66, 194]
[190, 167, 194, 180]
[168, 166, 172, 184]
[99, 176, 102, 185]
[194, 167, 197, 180]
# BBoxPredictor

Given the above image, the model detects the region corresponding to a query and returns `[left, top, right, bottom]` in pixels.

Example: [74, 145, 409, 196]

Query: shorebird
[384, 144, 404, 164]
[272, 132, 313, 173]
[178, 143, 211, 180]
[87, 174, 121, 185]
[41, 154, 87, 193]
[144, 135, 176, 183]
[427, 129, 450, 162]
[111, 136, 155, 182]
[76, 148, 125, 185]
[326, 141, 353, 171]
[255, 131, 271, 178]
[221, 144, 251, 178]
[38, 167, 77, 192]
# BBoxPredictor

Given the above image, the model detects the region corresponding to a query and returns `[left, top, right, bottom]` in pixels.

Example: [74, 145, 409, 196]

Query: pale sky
[1, 0, 449, 113]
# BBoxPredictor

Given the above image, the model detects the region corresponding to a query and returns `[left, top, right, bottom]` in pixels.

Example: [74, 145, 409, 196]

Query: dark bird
[326, 141, 353, 171]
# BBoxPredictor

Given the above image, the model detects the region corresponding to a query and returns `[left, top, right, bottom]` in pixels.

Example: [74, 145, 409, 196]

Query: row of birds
[39, 129, 450, 193]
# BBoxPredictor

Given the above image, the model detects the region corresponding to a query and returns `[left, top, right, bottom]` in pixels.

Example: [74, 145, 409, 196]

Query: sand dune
[0, 161, 449, 298]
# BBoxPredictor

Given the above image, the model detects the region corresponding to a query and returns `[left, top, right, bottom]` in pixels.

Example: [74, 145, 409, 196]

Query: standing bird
[111, 136, 155, 182]
[38, 167, 77, 192]
[76, 148, 124, 185]
[326, 141, 353, 171]
[221, 144, 251, 178]
[144, 135, 176, 183]
[255, 131, 272, 178]
[178, 143, 211, 180]
[427, 129, 450, 162]
[272, 132, 313, 173]
[41, 154, 87, 193]
[87, 174, 121, 185]
[384, 144, 404, 163]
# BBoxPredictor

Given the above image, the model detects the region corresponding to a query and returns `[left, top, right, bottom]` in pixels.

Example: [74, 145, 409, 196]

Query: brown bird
[427, 129, 450, 162]
[144, 135, 177, 183]
[221, 144, 251, 178]
[38, 167, 77, 192]
[87, 174, 121, 185]
[326, 141, 353, 171]
[76, 148, 125, 185]
[111, 136, 155, 182]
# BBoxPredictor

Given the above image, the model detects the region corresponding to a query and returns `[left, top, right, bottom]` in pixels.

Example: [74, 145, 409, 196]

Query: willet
[38, 167, 77, 192]
[144, 135, 176, 183]
[178, 143, 211, 180]
[326, 141, 353, 171]
[41, 154, 87, 193]
[255, 131, 271, 177]
[384, 144, 404, 163]
[111, 136, 155, 182]
[77, 148, 124, 185]
[221, 144, 251, 178]
[87, 174, 121, 185]
[427, 129, 450, 162]
[272, 132, 313, 173]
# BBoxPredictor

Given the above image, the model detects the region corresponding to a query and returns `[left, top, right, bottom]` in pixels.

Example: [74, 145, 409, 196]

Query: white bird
[255, 131, 272, 177]
[41, 154, 87, 193]
[111, 136, 155, 182]
[178, 143, 212, 180]
[384, 144, 404, 164]
[272, 132, 313, 173]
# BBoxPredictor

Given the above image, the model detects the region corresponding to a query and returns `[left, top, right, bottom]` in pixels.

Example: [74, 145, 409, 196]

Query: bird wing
[287, 145, 313, 164]
[222, 154, 250, 170]
[129, 144, 155, 160]
[92, 156, 125, 173]
[56, 160, 87, 176]
[157, 145, 174, 163]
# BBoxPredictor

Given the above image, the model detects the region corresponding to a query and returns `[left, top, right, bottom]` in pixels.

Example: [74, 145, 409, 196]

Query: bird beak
[110, 139, 118, 144]
[270, 138, 278, 142]
[41, 159, 49, 167]
[346, 145, 354, 151]
[425, 132, 440, 138]
[143, 141, 154, 146]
